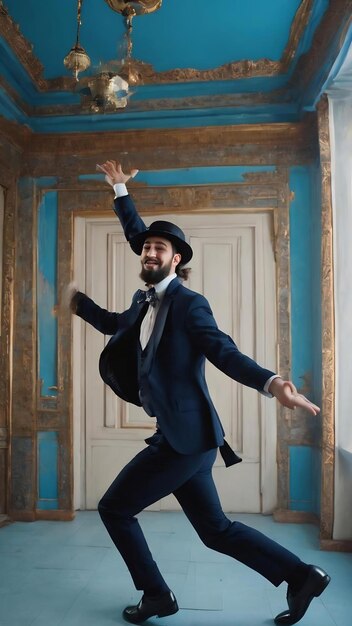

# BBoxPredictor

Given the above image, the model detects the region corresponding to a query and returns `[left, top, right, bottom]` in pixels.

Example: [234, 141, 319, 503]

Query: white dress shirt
[140, 274, 177, 350]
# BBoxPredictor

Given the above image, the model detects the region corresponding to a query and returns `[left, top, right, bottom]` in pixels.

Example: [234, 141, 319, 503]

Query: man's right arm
[68, 287, 120, 336]
[96, 160, 145, 243]
[113, 192, 147, 243]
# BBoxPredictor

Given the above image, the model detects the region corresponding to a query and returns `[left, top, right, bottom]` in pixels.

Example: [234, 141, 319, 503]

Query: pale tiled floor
[0, 511, 351, 626]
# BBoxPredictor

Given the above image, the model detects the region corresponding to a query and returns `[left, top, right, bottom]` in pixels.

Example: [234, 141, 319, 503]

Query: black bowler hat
[129, 221, 193, 264]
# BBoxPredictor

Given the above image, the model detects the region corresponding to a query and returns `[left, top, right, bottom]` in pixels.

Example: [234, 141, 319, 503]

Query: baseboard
[0, 514, 10, 528]
[8, 509, 75, 522]
[320, 539, 352, 552]
[273, 509, 320, 525]
[35, 510, 75, 521]
[8, 510, 36, 522]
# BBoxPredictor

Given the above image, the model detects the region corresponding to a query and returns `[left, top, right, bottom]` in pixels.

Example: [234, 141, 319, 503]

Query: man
[68, 160, 330, 625]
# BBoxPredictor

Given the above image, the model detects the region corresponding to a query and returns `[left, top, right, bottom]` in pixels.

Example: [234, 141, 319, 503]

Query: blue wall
[37, 187, 59, 510]
[37, 190, 58, 397]
[289, 165, 322, 514]
[37, 431, 59, 510]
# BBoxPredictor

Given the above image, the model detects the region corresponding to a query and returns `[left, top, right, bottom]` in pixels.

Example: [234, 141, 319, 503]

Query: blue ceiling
[0, 0, 351, 132]
[7, 0, 305, 78]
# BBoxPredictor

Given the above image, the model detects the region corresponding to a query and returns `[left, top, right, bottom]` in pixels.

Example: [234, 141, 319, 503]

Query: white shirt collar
[152, 273, 177, 295]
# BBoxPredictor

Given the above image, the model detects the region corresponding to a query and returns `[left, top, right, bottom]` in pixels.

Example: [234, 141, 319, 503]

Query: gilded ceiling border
[291, 0, 352, 98]
[1, 0, 315, 93]
[281, 0, 314, 72]
[317, 96, 335, 545]
[33, 90, 288, 118]
[0, 5, 45, 89]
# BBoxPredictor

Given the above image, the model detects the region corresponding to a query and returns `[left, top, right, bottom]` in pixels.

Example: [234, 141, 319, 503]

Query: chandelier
[63, 0, 162, 110]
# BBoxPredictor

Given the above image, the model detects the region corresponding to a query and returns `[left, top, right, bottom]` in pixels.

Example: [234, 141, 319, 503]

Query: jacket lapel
[146, 278, 180, 363]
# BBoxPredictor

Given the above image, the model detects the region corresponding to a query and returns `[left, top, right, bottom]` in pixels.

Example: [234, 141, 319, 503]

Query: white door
[73, 212, 277, 513]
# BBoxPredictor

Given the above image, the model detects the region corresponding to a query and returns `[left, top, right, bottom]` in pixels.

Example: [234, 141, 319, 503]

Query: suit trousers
[98, 432, 301, 592]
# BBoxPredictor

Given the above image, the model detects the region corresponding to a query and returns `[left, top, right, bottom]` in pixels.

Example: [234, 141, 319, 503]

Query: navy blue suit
[74, 194, 302, 594]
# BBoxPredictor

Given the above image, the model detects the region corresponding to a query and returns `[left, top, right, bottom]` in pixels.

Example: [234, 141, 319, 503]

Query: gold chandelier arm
[125, 15, 133, 59]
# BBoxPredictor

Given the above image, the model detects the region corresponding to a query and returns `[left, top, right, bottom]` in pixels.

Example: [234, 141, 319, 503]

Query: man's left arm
[186, 298, 320, 415]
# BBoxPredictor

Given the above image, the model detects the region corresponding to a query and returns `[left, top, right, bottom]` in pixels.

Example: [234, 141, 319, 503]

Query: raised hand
[96, 160, 139, 187]
[268, 378, 320, 415]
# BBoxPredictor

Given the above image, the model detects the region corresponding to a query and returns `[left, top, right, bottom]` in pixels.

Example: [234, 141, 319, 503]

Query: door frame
[72, 212, 278, 513]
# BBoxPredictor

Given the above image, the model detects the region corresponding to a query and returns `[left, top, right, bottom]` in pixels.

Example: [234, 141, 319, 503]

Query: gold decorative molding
[317, 95, 335, 542]
[281, 0, 314, 72]
[274, 169, 292, 510]
[44, 58, 283, 94]
[0, 161, 17, 516]
[128, 184, 280, 213]
[36, 89, 288, 118]
[142, 59, 282, 84]
[19, 119, 317, 179]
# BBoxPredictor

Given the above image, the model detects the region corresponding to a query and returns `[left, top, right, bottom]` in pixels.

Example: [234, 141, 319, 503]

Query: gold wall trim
[21, 119, 317, 178]
[317, 96, 335, 542]
[274, 169, 292, 510]
[0, 156, 17, 516]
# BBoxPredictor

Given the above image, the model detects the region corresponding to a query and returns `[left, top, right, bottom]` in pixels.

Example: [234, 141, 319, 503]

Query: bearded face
[139, 237, 181, 285]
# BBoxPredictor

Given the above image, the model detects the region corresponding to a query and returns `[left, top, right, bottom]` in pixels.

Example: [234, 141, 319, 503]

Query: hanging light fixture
[70, 0, 162, 111]
[104, 1, 162, 17]
[63, 0, 91, 81]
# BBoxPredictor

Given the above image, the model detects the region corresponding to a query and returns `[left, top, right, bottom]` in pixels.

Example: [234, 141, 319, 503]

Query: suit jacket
[74, 195, 276, 466]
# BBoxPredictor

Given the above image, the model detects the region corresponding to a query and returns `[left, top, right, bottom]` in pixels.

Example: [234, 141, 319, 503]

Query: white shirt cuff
[262, 374, 281, 398]
[113, 183, 128, 198]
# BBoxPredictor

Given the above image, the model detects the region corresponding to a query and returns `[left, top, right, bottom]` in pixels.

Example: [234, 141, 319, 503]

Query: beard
[140, 258, 173, 285]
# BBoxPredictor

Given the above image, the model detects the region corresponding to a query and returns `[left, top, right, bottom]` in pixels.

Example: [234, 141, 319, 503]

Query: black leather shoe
[274, 565, 330, 625]
[123, 591, 179, 624]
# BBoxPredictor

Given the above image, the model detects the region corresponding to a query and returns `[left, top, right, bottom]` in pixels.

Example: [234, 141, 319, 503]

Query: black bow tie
[137, 287, 159, 307]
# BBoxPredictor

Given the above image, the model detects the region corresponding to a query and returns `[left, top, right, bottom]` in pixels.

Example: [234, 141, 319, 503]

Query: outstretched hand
[62, 281, 79, 312]
[96, 160, 139, 187]
[268, 378, 320, 416]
